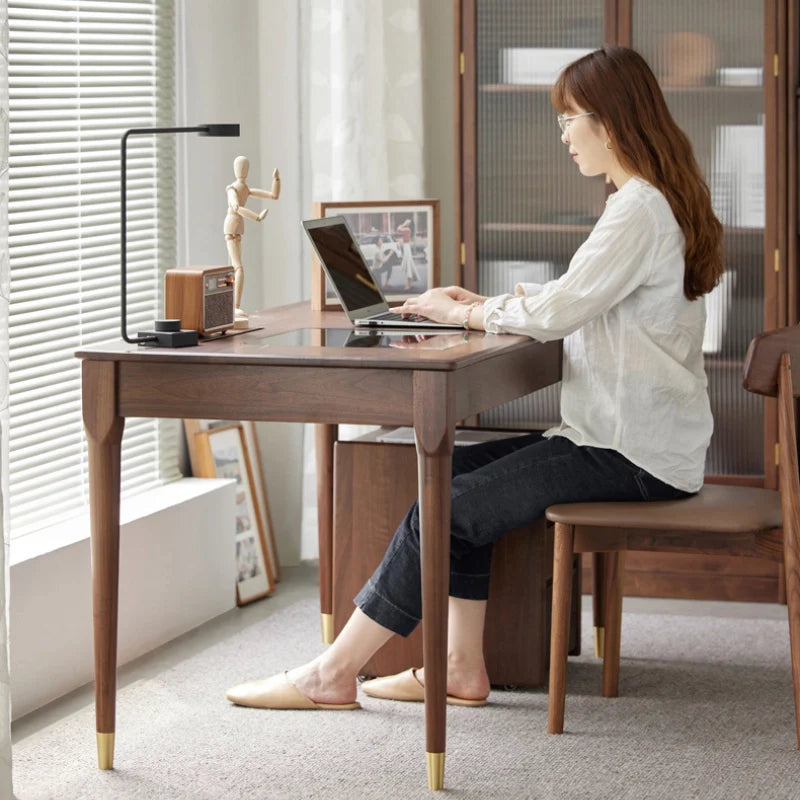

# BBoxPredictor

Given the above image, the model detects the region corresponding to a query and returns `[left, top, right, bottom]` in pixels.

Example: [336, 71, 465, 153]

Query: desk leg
[82, 361, 125, 770]
[413, 372, 454, 791]
[315, 423, 338, 643]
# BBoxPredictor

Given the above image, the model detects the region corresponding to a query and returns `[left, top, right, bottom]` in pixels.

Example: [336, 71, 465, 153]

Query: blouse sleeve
[482, 200, 661, 341]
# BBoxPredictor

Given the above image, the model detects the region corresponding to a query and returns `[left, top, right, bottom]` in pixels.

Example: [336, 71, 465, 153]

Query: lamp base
[137, 329, 199, 347]
[137, 319, 199, 347]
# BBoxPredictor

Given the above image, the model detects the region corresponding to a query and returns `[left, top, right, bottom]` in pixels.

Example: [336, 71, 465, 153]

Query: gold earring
[605, 141, 613, 151]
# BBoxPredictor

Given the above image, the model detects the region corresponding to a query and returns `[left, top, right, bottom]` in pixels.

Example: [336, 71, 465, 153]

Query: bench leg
[592, 552, 607, 658]
[548, 522, 575, 734]
[602, 551, 626, 698]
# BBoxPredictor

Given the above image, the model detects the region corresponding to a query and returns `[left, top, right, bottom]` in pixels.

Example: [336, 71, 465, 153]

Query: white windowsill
[9, 477, 233, 567]
[9, 476, 238, 719]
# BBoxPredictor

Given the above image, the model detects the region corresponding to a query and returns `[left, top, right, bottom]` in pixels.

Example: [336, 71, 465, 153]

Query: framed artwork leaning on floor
[192, 422, 275, 605]
[184, 418, 280, 584]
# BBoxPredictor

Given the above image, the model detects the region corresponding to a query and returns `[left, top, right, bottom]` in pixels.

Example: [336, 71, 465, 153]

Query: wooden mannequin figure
[224, 156, 281, 326]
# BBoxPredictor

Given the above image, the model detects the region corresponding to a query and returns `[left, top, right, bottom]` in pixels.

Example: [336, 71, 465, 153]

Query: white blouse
[482, 176, 712, 493]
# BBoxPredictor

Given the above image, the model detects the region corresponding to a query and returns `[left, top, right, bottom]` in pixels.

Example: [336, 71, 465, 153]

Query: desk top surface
[76, 302, 557, 372]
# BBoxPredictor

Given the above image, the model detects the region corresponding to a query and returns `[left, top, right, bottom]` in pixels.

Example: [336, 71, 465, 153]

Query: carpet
[12, 596, 800, 799]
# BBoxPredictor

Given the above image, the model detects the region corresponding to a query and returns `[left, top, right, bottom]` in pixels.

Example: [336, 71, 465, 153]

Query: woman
[397, 218, 420, 291]
[370, 235, 392, 287]
[226, 46, 723, 711]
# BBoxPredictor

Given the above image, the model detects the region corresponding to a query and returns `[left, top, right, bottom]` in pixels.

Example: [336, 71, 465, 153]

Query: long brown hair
[552, 46, 723, 300]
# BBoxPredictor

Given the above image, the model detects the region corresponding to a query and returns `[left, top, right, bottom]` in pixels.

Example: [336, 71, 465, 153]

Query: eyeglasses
[557, 111, 594, 134]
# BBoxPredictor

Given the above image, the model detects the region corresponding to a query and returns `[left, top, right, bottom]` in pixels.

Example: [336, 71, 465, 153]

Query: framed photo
[241, 421, 281, 583]
[184, 419, 280, 582]
[310, 199, 440, 311]
[194, 423, 275, 605]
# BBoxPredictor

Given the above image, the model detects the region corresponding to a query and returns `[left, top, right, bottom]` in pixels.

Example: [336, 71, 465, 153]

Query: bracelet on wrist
[462, 301, 480, 330]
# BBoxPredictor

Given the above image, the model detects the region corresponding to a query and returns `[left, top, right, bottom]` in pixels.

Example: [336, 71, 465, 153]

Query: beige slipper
[361, 668, 488, 707]
[226, 671, 361, 710]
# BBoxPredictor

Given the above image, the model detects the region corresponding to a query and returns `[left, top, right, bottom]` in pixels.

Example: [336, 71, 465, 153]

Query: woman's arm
[483, 201, 660, 340]
[442, 286, 486, 305]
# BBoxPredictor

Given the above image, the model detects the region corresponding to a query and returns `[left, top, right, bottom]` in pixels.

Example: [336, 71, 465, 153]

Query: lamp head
[200, 124, 240, 137]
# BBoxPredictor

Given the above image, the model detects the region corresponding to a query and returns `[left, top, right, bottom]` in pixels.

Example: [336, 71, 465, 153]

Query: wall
[177, 0, 264, 294]
[253, 1, 306, 567]
[420, 0, 457, 285]
[177, 0, 305, 566]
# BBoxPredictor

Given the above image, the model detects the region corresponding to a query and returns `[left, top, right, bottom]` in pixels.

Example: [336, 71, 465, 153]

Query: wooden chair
[545, 325, 800, 747]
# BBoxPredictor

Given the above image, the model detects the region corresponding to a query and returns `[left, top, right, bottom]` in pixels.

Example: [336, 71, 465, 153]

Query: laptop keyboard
[372, 311, 426, 322]
[371, 311, 404, 320]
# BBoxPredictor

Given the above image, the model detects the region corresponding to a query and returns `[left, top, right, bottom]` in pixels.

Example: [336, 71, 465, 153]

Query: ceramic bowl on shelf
[658, 32, 718, 87]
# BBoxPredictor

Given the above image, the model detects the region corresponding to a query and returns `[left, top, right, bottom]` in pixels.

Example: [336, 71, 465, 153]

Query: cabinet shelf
[481, 222, 764, 237]
[481, 222, 593, 234]
[704, 357, 747, 369]
[480, 83, 763, 95]
[480, 84, 554, 93]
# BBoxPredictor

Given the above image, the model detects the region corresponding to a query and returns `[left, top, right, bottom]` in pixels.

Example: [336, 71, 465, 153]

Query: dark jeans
[354, 432, 690, 637]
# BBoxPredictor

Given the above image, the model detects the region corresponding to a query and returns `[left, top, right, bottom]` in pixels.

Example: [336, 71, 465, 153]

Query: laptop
[302, 216, 463, 329]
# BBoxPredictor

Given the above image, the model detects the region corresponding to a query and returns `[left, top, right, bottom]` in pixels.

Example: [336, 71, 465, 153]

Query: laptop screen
[303, 217, 388, 315]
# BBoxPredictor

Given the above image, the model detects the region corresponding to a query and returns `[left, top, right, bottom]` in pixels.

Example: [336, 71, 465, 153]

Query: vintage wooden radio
[165, 266, 235, 336]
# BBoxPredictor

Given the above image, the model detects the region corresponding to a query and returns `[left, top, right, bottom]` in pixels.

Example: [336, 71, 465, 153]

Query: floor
[11, 562, 788, 745]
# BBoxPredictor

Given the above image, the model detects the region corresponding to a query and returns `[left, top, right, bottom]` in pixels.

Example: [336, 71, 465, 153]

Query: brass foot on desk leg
[96, 732, 115, 770]
[594, 626, 605, 659]
[426, 752, 445, 790]
[321, 613, 333, 645]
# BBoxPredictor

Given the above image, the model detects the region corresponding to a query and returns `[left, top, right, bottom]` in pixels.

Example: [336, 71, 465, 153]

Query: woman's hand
[441, 286, 487, 305]
[398, 287, 470, 325]
[398, 286, 487, 325]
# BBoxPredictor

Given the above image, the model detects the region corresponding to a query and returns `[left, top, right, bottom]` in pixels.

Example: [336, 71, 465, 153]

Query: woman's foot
[415, 662, 490, 702]
[225, 670, 361, 710]
[361, 665, 490, 706]
[286, 657, 359, 706]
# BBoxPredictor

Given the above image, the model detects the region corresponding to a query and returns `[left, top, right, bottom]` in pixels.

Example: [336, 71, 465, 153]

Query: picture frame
[184, 419, 280, 583]
[193, 423, 275, 605]
[310, 199, 440, 311]
[241, 421, 281, 583]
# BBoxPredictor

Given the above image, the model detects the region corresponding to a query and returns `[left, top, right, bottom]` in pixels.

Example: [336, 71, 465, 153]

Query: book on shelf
[715, 66, 762, 87]
[710, 122, 764, 229]
[499, 47, 592, 85]
[480, 260, 556, 297]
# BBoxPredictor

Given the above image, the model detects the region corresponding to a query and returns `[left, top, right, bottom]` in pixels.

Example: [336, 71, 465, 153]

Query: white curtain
[300, 0, 426, 558]
[0, 1, 11, 794]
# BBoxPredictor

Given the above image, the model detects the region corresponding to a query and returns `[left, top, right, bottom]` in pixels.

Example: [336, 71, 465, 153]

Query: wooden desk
[76, 302, 561, 790]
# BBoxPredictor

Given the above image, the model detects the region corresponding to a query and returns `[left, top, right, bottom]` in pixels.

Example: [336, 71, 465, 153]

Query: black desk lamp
[120, 123, 240, 346]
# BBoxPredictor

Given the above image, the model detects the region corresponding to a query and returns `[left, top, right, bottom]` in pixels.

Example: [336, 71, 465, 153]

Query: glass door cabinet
[456, 0, 799, 600]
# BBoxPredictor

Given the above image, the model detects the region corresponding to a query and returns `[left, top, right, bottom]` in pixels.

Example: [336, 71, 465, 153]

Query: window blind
[7, 0, 180, 540]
